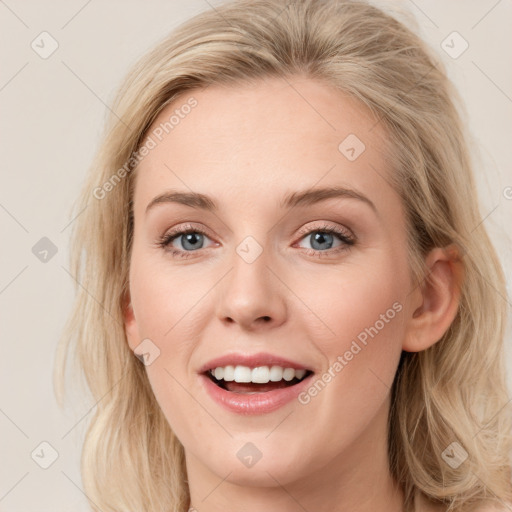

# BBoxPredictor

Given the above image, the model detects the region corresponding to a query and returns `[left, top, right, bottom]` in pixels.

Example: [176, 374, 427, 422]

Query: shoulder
[414, 490, 511, 512]
[473, 504, 512, 512]
[467, 500, 512, 512]
[445, 502, 511, 512]
[413, 491, 447, 512]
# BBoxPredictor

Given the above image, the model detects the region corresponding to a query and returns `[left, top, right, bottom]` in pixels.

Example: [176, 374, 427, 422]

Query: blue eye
[173, 231, 206, 251]
[157, 225, 214, 258]
[299, 230, 345, 251]
[156, 222, 355, 259]
[294, 224, 355, 258]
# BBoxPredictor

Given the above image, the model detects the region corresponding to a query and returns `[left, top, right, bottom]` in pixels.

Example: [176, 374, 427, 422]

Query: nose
[216, 243, 287, 331]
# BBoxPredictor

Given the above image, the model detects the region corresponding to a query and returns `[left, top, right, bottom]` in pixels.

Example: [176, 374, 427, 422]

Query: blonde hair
[54, 0, 512, 511]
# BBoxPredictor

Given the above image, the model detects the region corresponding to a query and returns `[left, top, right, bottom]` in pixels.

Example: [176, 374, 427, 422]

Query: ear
[402, 244, 464, 352]
[122, 290, 140, 352]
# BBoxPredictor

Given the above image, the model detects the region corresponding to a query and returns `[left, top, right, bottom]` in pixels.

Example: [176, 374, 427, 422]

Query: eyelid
[156, 220, 356, 259]
[294, 221, 355, 242]
[156, 222, 218, 253]
[164, 222, 213, 239]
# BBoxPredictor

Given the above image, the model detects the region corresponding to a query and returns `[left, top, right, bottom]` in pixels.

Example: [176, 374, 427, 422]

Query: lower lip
[200, 373, 313, 415]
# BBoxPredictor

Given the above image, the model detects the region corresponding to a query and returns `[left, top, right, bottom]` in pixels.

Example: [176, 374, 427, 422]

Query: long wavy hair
[54, 0, 512, 511]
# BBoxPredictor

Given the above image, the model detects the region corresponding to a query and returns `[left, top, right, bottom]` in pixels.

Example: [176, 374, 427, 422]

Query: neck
[186, 394, 404, 512]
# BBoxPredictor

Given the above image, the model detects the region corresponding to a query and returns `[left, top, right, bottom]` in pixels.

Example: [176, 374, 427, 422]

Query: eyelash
[156, 222, 355, 259]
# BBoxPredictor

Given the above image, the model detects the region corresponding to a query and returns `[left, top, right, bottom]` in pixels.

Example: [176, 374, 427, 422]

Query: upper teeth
[209, 365, 307, 384]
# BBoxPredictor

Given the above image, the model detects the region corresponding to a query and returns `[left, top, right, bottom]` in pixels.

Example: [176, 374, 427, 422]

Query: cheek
[128, 255, 218, 438]
[130, 251, 212, 337]
[295, 254, 407, 439]
[303, 257, 405, 350]
[298, 255, 406, 407]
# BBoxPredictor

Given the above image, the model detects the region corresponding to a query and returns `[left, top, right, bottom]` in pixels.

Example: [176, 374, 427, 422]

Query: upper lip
[198, 352, 313, 373]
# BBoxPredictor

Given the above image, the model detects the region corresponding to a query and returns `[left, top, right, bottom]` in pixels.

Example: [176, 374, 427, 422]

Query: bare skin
[124, 76, 463, 512]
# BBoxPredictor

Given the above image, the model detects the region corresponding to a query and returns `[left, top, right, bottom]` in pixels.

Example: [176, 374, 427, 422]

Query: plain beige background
[1, 0, 511, 510]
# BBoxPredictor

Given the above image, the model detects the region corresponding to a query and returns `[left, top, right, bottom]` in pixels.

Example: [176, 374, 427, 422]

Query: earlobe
[122, 292, 139, 352]
[402, 244, 464, 353]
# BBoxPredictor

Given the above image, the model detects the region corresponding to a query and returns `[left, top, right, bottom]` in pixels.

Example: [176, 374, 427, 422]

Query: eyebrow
[145, 186, 377, 215]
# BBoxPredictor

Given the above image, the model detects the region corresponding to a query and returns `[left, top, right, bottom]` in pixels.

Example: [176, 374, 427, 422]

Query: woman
[54, 0, 512, 511]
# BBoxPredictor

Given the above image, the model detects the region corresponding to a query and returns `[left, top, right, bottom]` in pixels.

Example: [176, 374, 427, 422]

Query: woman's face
[124, 76, 416, 490]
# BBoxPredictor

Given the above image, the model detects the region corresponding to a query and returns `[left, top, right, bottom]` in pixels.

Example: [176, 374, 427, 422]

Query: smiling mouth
[205, 365, 313, 394]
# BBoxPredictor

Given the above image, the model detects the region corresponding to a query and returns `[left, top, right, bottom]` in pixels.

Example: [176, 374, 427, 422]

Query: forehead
[133, 76, 396, 216]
